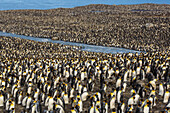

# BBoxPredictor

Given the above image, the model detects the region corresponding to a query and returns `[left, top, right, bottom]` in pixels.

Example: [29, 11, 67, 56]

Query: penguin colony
[0, 4, 169, 52]
[0, 36, 170, 113]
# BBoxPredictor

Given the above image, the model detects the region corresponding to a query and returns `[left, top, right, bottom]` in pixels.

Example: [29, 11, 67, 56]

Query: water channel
[0, 31, 142, 54]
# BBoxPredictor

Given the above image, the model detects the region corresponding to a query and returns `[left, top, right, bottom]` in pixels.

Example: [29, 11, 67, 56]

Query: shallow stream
[0, 31, 141, 54]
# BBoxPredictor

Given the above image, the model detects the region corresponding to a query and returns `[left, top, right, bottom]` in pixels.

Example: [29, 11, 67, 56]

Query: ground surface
[0, 4, 169, 52]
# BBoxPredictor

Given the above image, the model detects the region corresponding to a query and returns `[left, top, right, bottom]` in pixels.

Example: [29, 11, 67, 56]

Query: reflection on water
[0, 31, 141, 54]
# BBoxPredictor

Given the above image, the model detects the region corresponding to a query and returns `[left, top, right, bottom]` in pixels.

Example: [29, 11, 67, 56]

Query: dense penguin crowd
[0, 36, 169, 113]
[0, 4, 169, 52]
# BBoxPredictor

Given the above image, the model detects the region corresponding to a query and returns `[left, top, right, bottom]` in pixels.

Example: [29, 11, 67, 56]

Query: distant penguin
[88, 105, 95, 113]
[72, 99, 77, 108]
[128, 96, 135, 109]
[18, 91, 23, 105]
[139, 87, 146, 98]
[117, 101, 124, 113]
[45, 96, 50, 107]
[41, 92, 46, 103]
[121, 102, 125, 113]
[110, 96, 116, 110]
[122, 82, 127, 92]
[136, 67, 141, 75]
[5, 98, 12, 111]
[48, 97, 54, 111]
[78, 84, 83, 94]
[96, 100, 101, 108]
[165, 101, 170, 110]
[95, 106, 100, 113]
[117, 89, 123, 103]
[130, 89, 136, 96]
[33, 89, 39, 101]
[69, 88, 74, 98]
[78, 98, 83, 112]
[107, 68, 114, 78]
[159, 83, 164, 96]
[27, 86, 33, 95]
[22, 94, 28, 107]
[13, 87, 19, 98]
[81, 91, 89, 101]
[30, 104, 37, 113]
[151, 95, 157, 107]
[9, 102, 15, 111]
[134, 94, 140, 105]
[163, 91, 170, 103]
[125, 105, 133, 113]
[0, 91, 4, 107]
[26, 96, 32, 109]
[12, 84, 18, 95]
[104, 102, 108, 113]
[123, 70, 129, 82]
[88, 79, 94, 92]
[148, 80, 156, 90]
[143, 104, 150, 113]
[55, 104, 65, 113]
[116, 77, 121, 88]
[56, 97, 65, 108]
[70, 108, 77, 113]
[63, 94, 69, 104]
[96, 92, 101, 101]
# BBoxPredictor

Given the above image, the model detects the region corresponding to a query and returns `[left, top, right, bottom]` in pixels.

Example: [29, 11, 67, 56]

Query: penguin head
[11, 108, 15, 111]
[146, 100, 152, 105]
[96, 105, 100, 109]
[139, 98, 144, 103]
[90, 96, 94, 101]
[111, 108, 116, 112]
[165, 107, 170, 111]
[9, 99, 12, 104]
[87, 95, 91, 100]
